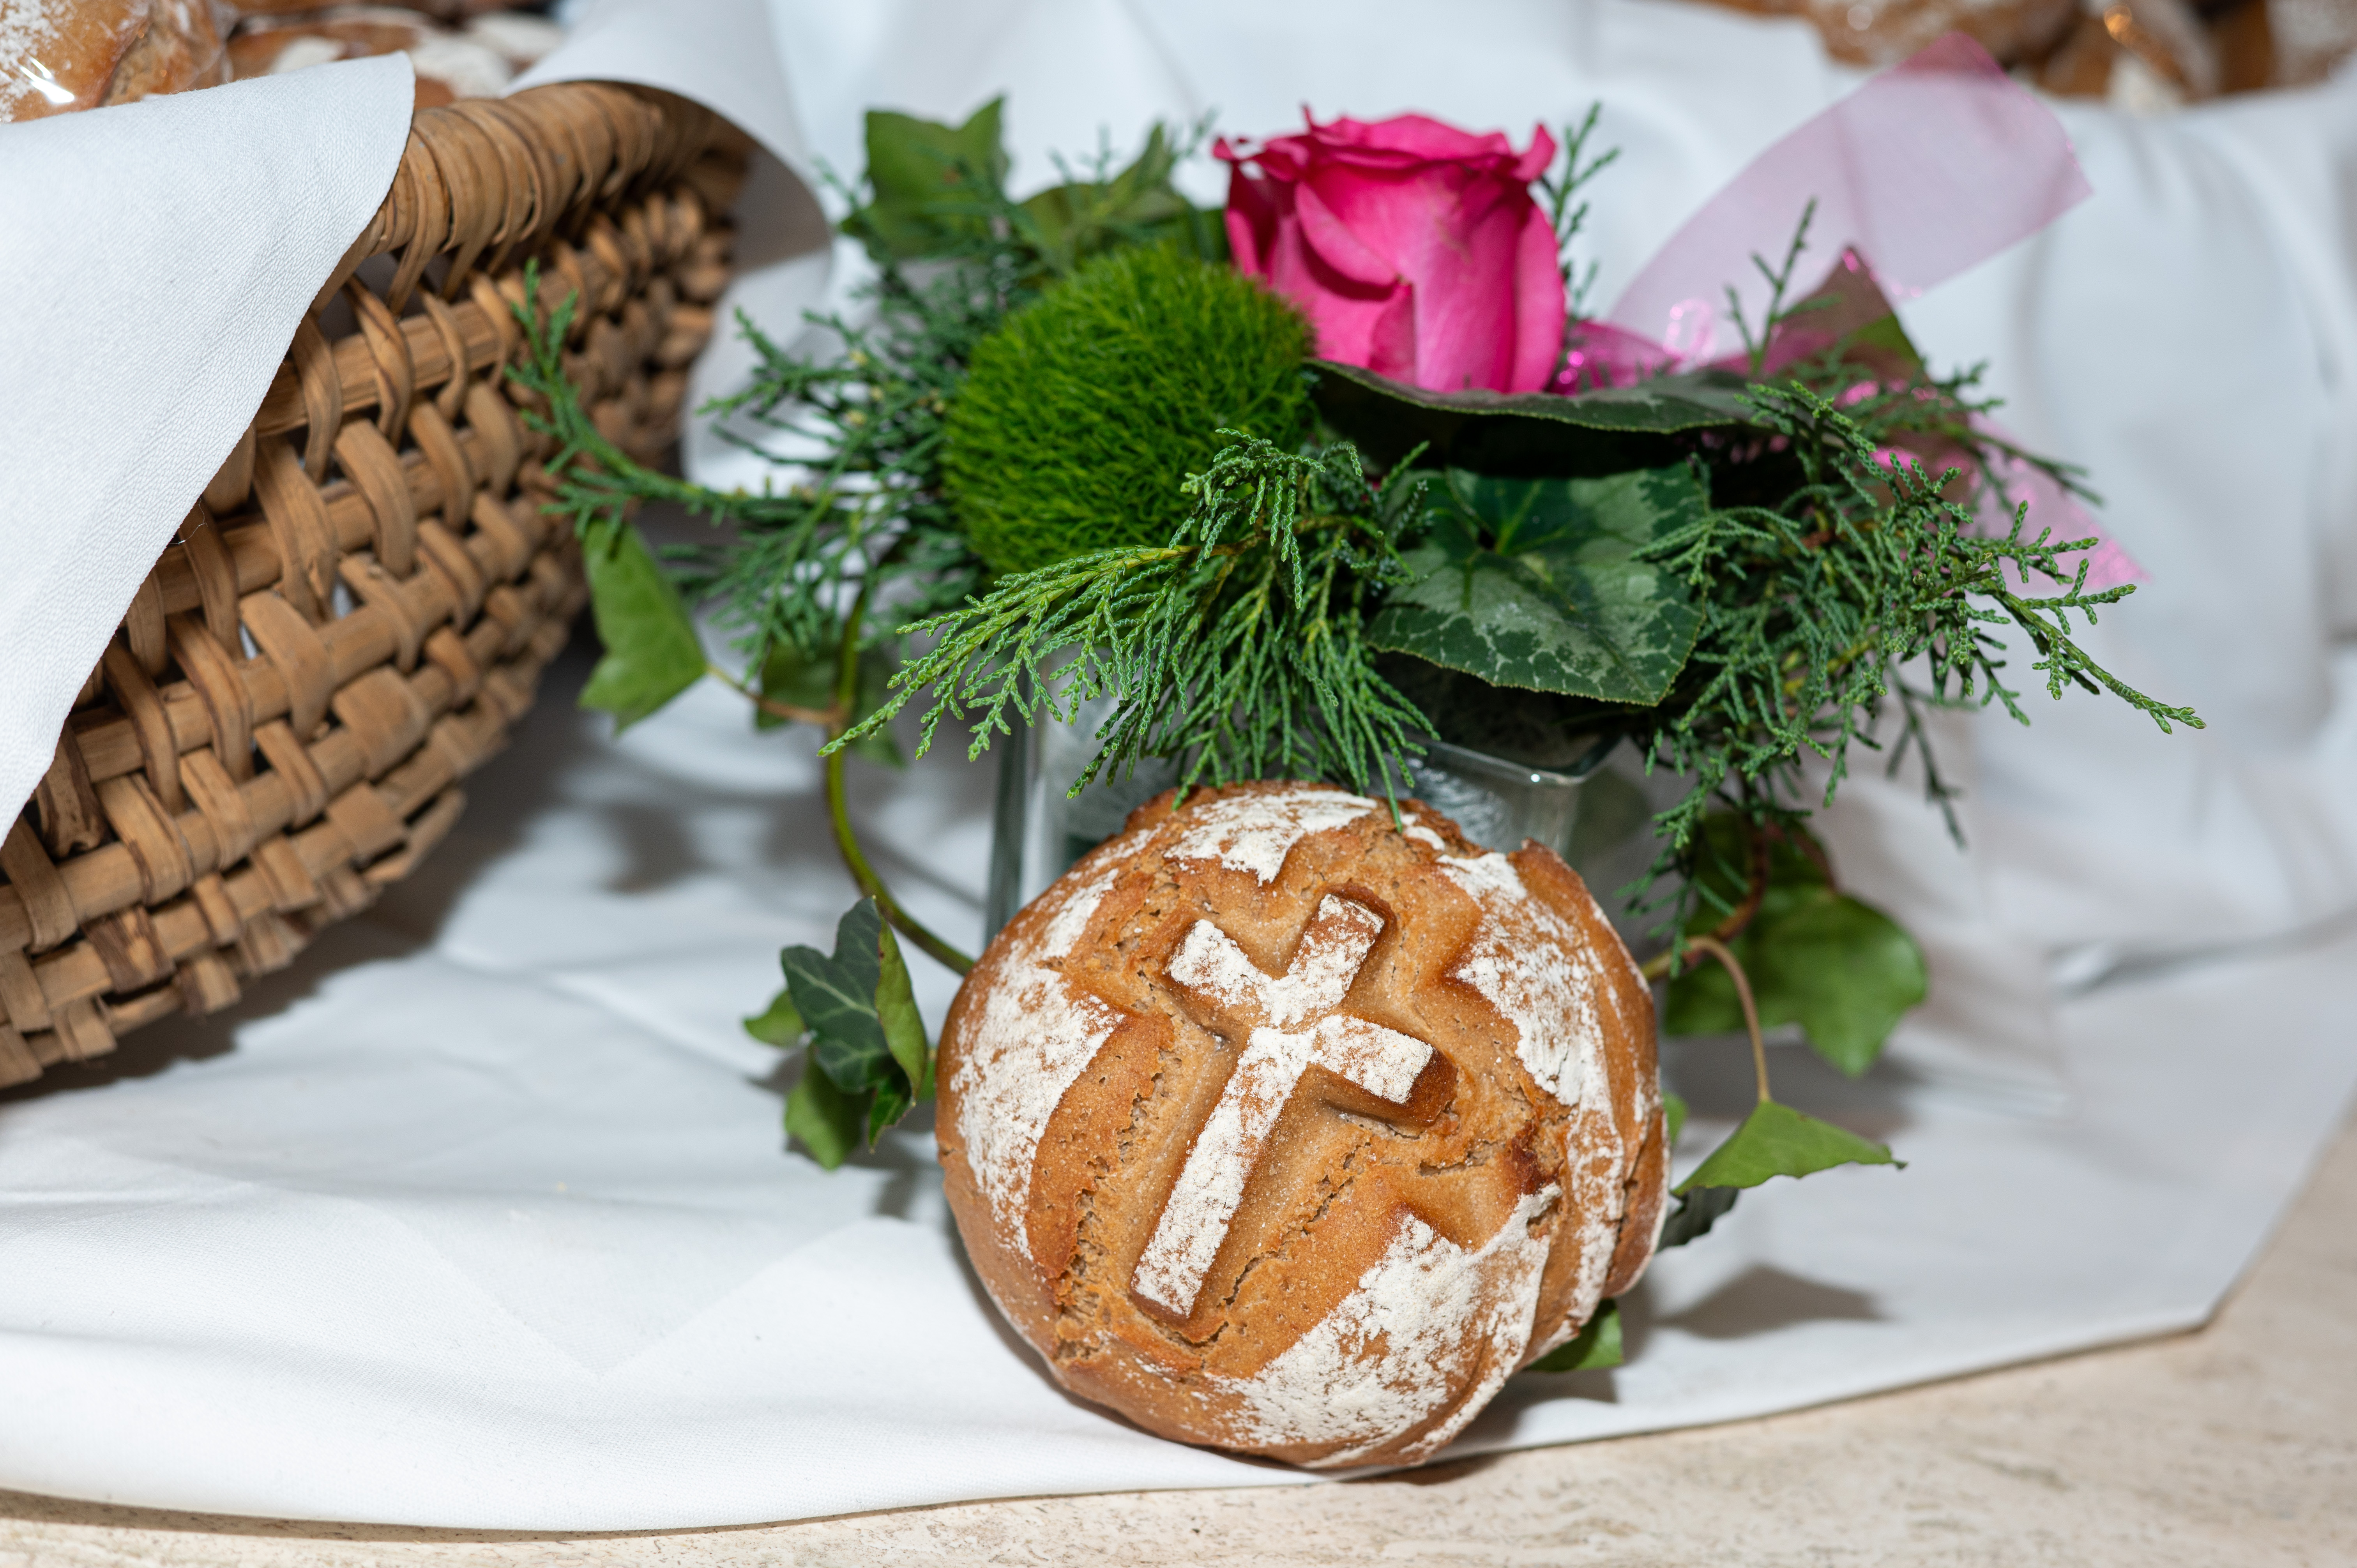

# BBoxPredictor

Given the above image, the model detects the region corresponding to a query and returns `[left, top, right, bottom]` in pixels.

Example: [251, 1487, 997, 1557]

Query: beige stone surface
[4, 1106, 2351, 1567]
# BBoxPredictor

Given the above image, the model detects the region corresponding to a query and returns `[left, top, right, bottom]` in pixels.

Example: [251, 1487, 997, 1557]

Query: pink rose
[1217, 113, 1564, 395]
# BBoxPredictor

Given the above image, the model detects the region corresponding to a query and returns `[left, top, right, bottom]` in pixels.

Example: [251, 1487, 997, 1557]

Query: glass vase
[983, 698, 1623, 938]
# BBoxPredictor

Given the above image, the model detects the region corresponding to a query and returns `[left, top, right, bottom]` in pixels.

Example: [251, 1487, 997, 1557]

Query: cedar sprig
[831, 436, 1430, 800]
[507, 245, 996, 681]
[1626, 378, 2200, 920]
[1535, 102, 1620, 318]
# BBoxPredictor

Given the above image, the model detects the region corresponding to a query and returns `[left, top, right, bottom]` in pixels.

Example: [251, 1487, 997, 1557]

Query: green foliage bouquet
[509, 90, 2195, 1275]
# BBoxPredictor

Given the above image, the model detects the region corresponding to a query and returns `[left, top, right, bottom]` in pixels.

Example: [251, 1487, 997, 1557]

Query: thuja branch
[507, 269, 973, 974]
[1624, 381, 2202, 925]
[833, 435, 1429, 801]
[1539, 102, 1619, 317]
[1727, 199, 1820, 379]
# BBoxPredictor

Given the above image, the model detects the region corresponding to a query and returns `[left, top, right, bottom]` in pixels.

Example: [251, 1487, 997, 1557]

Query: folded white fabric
[0, 57, 415, 834]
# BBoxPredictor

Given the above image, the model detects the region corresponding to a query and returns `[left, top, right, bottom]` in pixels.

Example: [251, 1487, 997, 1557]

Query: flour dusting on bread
[935, 781, 1663, 1468]
[1214, 1187, 1557, 1466]
[1168, 786, 1378, 883]
[1440, 851, 1602, 1109]
[951, 870, 1120, 1241]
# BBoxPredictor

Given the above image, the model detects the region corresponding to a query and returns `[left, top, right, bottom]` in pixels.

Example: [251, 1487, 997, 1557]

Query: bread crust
[938, 780, 1665, 1467]
[1, 0, 150, 122]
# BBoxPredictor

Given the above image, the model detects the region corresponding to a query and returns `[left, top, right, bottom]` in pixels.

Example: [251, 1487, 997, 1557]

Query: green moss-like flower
[944, 245, 1315, 576]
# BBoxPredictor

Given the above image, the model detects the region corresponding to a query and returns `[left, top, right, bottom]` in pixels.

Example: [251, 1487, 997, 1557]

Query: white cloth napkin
[2, 0, 2355, 1532]
[0, 57, 414, 833]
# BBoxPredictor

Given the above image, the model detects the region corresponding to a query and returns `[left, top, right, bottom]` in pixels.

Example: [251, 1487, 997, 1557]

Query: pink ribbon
[1551, 33, 2141, 588]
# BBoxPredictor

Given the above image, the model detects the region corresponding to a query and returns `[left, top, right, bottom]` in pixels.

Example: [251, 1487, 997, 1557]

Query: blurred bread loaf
[3, 0, 554, 122]
[1, 0, 228, 121]
[1672, 0, 2357, 101]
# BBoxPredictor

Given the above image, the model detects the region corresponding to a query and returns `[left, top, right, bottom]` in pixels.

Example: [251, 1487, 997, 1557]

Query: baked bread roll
[1694, 0, 2078, 68]
[937, 780, 1666, 1467]
[103, 0, 229, 102]
[226, 5, 511, 108]
[1, 0, 225, 121]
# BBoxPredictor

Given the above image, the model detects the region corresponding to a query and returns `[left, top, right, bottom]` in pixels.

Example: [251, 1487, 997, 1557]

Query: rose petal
[1293, 182, 1402, 289]
[1506, 201, 1568, 393]
[1511, 123, 1558, 185]
[1224, 168, 1283, 279]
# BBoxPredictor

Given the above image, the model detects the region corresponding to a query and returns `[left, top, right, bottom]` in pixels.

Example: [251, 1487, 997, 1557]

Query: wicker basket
[0, 81, 740, 1088]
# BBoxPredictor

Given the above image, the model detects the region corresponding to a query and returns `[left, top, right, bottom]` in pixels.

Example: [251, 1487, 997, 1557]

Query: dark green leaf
[1313, 359, 1751, 471]
[1368, 467, 1705, 705]
[867, 1072, 914, 1144]
[1528, 1298, 1622, 1372]
[1681, 812, 1832, 926]
[1765, 254, 1928, 383]
[1657, 1185, 1737, 1248]
[871, 920, 931, 1100]
[781, 942, 882, 1079]
[1661, 1091, 1688, 1149]
[811, 1029, 894, 1097]
[577, 518, 705, 731]
[1676, 1100, 1898, 1195]
[779, 900, 927, 1146]
[784, 1064, 862, 1170]
[846, 99, 1008, 262]
[742, 988, 805, 1047]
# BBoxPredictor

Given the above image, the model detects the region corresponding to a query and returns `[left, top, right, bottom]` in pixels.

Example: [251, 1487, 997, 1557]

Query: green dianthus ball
[945, 246, 1315, 576]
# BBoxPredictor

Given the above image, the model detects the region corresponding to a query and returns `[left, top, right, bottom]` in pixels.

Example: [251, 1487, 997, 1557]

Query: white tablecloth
[0, 642, 2348, 1528]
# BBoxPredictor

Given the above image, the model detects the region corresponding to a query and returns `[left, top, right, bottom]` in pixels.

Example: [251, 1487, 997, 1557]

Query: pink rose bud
[1217, 111, 1563, 396]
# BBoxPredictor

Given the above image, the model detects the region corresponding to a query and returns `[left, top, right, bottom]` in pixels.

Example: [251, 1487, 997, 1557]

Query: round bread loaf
[937, 780, 1667, 1467]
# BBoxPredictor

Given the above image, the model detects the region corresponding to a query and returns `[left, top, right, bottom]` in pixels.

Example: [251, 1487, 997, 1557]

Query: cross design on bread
[1133, 893, 1447, 1319]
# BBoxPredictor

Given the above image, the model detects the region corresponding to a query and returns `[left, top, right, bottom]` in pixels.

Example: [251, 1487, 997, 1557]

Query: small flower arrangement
[512, 68, 2196, 1259]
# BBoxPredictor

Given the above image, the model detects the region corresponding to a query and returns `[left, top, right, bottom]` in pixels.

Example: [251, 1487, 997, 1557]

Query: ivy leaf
[777, 900, 930, 1153]
[784, 1064, 861, 1170]
[754, 639, 906, 768]
[752, 639, 834, 729]
[867, 1072, 915, 1145]
[1743, 896, 1928, 1076]
[1675, 1100, 1898, 1195]
[742, 988, 805, 1047]
[1313, 359, 1751, 472]
[1661, 1090, 1688, 1149]
[1661, 891, 1927, 1074]
[872, 919, 930, 1100]
[1657, 1185, 1737, 1248]
[1367, 466, 1705, 706]
[846, 99, 1009, 263]
[1528, 1298, 1622, 1373]
[577, 518, 705, 731]
[809, 1029, 895, 1100]
[1662, 815, 1926, 1077]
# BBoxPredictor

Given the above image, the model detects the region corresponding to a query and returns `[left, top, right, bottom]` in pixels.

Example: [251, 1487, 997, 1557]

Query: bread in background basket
[0, 0, 555, 121]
